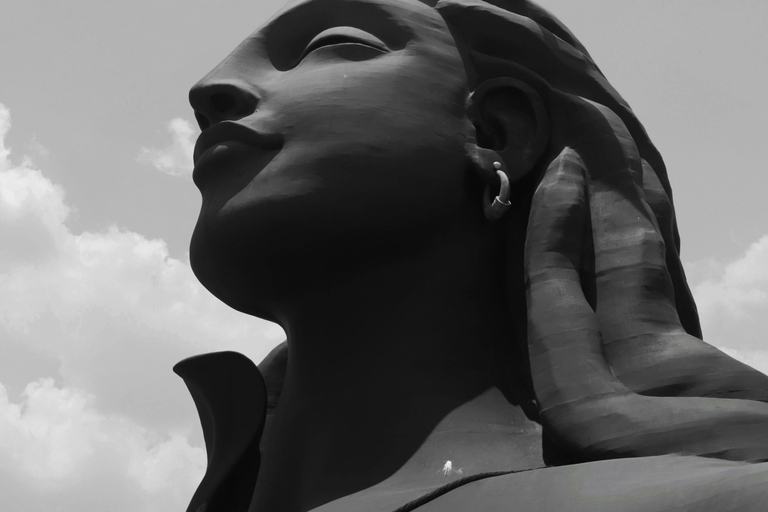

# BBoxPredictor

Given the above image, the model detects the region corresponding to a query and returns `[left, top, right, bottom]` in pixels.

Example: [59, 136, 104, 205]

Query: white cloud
[0, 379, 205, 512]
[0, 105, 283, 511]
[1, 221, 285, 429]
[0, 164, 70, 266]
[137, 118, 198, 178]
[687, 235, 768, 375]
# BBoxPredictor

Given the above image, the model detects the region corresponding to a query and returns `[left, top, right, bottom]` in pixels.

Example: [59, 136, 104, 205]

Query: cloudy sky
[1, 1, 767, 511]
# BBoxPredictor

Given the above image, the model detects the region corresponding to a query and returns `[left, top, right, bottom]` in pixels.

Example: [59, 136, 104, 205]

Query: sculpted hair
[435, 0, 699, 332]
[434, 0, 768, 464]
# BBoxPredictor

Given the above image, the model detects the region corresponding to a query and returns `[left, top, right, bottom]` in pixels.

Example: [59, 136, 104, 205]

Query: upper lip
[193, 121, 284, 165]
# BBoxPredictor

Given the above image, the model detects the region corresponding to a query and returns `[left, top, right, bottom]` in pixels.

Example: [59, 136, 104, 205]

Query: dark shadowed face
[189, 0, 474, 318]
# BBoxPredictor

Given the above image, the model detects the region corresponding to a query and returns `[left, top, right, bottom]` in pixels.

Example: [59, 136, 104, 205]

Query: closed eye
[299, 26, 389, 61]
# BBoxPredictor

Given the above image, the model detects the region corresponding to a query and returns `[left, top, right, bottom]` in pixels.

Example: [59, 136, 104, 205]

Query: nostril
[194, 111, 211, 131]
[189, 80, 260, 127]
[211, 93, 237, 114]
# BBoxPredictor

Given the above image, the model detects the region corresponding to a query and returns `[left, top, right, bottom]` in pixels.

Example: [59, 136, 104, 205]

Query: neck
[250, 222, 543, 512]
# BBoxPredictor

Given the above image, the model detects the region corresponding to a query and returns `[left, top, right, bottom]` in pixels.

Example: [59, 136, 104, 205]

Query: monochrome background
[1, 1, 766, 510]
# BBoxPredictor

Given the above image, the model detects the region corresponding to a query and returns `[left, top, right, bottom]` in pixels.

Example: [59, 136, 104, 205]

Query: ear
[465, 77, 549, 185]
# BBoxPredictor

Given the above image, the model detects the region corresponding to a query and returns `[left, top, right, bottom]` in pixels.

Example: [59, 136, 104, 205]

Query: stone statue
[175, 0, 768, 510]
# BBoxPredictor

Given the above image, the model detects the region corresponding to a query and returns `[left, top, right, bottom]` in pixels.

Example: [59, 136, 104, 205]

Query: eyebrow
[263, 0, 415, 70]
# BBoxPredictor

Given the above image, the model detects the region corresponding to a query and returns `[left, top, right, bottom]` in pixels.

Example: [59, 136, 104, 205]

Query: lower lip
[192, 142, 275, 187]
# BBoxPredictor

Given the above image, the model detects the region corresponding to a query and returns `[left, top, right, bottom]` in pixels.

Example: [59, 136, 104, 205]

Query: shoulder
[410, 456, 768, 512]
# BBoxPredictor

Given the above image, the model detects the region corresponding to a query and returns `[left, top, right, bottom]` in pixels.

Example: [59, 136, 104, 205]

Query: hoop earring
[483, 163, 511, 221]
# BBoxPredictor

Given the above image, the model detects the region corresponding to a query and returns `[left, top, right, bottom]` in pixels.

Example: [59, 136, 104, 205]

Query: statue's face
[189, 0, 473, 317]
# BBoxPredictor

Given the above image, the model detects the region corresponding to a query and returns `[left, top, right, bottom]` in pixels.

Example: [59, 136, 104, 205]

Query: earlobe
[465, 77, 549, 186]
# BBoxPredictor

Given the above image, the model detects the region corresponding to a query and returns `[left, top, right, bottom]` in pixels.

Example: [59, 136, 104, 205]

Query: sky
[0, 1, 767, 511]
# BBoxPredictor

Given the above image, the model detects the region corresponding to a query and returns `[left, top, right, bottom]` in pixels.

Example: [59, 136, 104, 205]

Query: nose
[189, 79, 260, 130]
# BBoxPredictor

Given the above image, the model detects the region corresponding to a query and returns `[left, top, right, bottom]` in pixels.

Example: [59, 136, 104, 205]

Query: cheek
[268, 54, 469, 152]
[219, 143, 468, 238]
[238, 57, 470, 206]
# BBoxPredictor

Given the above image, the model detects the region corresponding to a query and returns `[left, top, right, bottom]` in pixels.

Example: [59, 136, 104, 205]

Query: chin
[189, 220, 281, 322]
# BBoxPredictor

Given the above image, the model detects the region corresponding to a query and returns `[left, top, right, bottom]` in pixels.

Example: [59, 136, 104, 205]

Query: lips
[193, 121, 284, 166]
